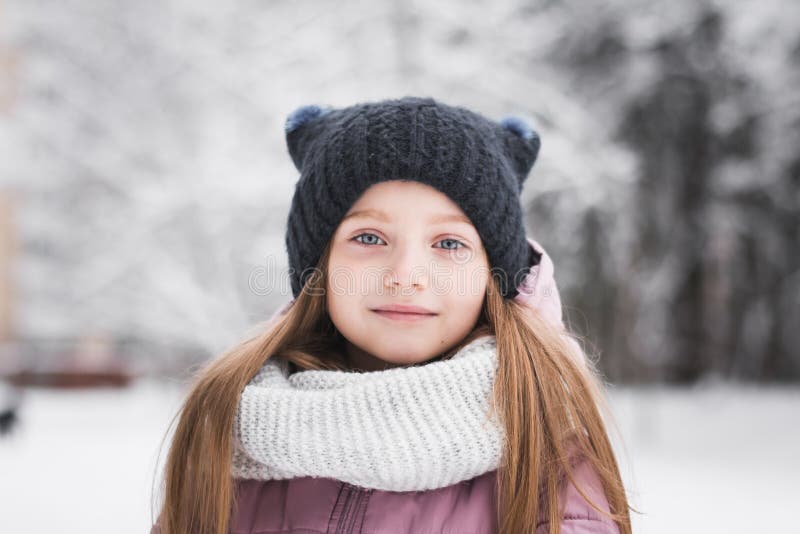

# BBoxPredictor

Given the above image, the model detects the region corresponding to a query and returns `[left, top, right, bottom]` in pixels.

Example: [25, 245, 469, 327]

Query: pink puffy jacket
[151, 238, 621, 533]
[225, 451, 618, 533]
[152, 456, 617, 533]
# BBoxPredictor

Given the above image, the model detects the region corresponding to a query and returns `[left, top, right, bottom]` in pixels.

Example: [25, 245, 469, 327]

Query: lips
[371, 304, 437, 315]
[370, 304, 438, 322]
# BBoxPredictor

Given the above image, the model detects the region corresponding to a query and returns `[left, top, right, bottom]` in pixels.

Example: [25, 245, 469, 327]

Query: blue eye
[436, 238, 465, 250]
[352, 234, 466, 250]
[353, 233, 386, 246]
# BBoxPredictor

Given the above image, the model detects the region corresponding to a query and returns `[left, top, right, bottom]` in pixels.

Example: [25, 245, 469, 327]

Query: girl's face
[326, 180, 490, 371]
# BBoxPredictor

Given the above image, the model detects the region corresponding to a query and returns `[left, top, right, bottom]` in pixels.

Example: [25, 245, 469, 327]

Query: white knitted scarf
[231, 335, 504, 492]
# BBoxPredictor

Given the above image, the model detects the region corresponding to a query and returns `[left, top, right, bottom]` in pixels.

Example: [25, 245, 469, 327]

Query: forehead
[342, 180, 475, 226]
[342, 208, 472, 226]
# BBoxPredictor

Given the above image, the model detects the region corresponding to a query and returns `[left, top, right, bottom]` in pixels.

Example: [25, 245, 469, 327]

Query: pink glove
[513, 237, 566, 330]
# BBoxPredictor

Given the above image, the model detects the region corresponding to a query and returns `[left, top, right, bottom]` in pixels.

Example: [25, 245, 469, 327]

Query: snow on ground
[0, 381, 797, 533]
[0, 380, 185, 534]
[607, 385, 800, 532]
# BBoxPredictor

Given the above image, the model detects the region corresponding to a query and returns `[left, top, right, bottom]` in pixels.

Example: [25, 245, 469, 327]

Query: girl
[151, 96, 633, 533]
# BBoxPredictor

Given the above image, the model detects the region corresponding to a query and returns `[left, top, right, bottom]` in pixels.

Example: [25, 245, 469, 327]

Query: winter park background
[0, 1, 799, 533]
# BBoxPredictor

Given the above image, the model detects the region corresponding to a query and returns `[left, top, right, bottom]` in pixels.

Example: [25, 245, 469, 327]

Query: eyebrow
[342, 208, 473, 226]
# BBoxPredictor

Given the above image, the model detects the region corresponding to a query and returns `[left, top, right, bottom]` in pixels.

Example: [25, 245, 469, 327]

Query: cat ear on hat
[498, 115, 541, 191]
[285, 104, 333, 171]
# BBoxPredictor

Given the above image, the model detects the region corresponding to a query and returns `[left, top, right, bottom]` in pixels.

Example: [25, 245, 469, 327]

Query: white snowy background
[1, 0, 799, 532]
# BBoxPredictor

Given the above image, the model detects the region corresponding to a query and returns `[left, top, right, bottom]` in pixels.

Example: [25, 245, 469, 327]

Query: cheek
[327, 257, 373, 296]
[439, 265, 487, 316]
[326, 283, 362, 336]
[434, 261, 488, 298]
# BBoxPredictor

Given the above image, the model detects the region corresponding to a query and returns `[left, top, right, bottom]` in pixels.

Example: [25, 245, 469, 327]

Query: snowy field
[0, 381, 798, 533]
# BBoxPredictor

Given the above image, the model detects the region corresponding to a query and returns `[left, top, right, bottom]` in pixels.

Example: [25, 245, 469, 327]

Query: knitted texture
[231, 335, 504, 492]
[283, 96, 542, 300]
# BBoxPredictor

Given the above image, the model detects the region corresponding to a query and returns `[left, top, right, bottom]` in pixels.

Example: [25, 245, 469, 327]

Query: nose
[383, 244, 429, 292]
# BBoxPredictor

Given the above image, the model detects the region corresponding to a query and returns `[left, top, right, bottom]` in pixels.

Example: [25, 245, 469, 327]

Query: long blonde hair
[152, 239, 633, 533]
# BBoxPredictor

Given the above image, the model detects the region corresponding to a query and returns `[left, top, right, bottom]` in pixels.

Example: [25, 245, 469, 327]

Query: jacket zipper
[336, 485, 353, 534]
[336, 483, 370, 534]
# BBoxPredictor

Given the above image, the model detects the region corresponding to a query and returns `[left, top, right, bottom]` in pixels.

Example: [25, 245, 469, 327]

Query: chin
[369, 344, 434, 366]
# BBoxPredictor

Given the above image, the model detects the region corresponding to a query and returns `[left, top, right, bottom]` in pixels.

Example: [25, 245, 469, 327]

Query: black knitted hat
[283, 96, 542, 299]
